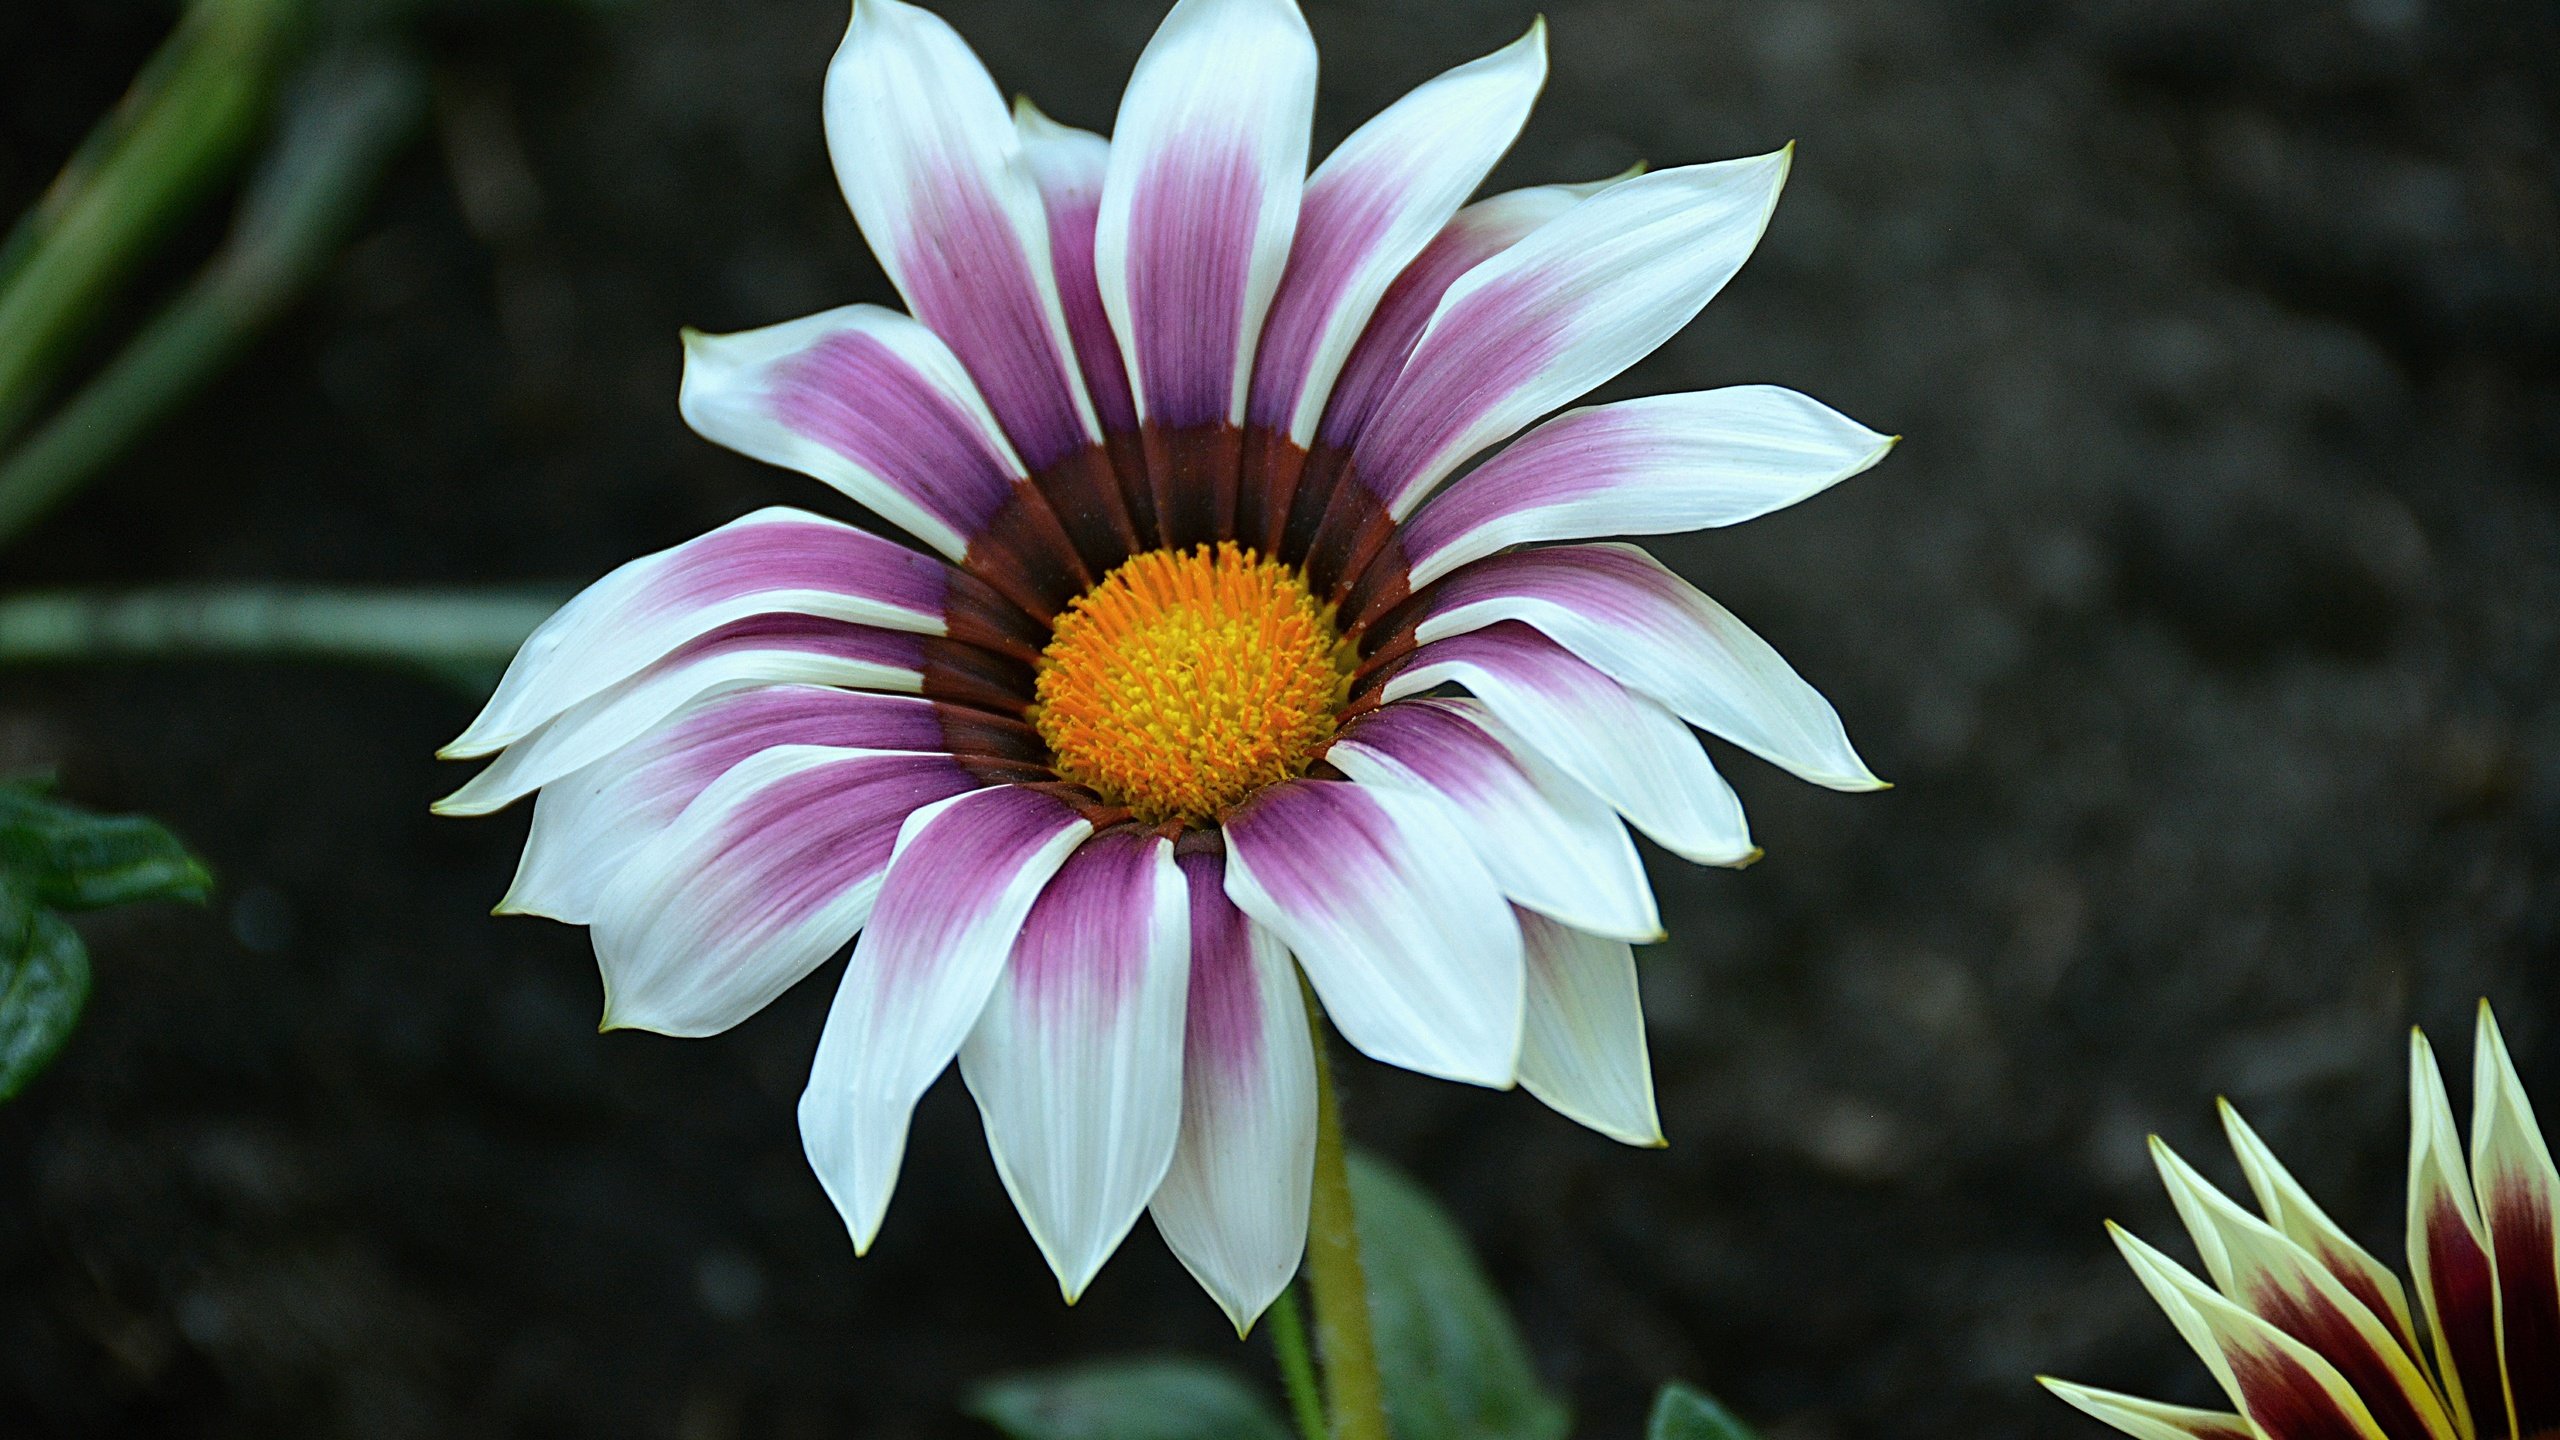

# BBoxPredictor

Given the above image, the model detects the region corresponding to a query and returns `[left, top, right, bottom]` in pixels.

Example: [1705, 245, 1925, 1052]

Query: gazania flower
[436, 0, 1890, 1324]
[2044, 1003, 2560, 1440]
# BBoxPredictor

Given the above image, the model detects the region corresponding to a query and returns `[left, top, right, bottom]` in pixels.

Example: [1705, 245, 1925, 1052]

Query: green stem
[0, 47, 423, 551]
[0, 585, 564, 674]
[1301, 977, 1390, 1440]
[1268, 1285, 1329, 1440]
[0, 0, 303, 452]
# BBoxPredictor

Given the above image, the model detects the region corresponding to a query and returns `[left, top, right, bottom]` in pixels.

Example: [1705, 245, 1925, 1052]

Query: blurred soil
[2, 1, 2556, 1437]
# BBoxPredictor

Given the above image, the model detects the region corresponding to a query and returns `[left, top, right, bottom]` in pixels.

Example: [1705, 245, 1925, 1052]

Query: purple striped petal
[503, 685, 1034, 924]
[1516, 910, 1661, 1147]
[800, 784, 1093, 1253]
[1095, 0, 1315, 432]
[680, 308, 1027, 557]
[1381, 622, 1754, 866]
[1413, 543, 1882, 791]
[587, 745, 986, 1037]
[1314, 174, 1622, 456]
[2407, 1027, 2505, 1440]
[1222, 778, 1521, 1087]
[1149, 851, 1314, 1331]
[434, 616, 927, 817]
[1400, 384, 1895, 586]
[1328, 696, 1659, 942]
[2471, 1005, 2560, 1437]
[1352, 150, 1796, 517]
[959, 830, 1188, 1300]
[1245, 23, 1546, 445]
[444, 507, 954, 760]
[1015, 101, 1137, 442]
[823, 0, 1097, 467]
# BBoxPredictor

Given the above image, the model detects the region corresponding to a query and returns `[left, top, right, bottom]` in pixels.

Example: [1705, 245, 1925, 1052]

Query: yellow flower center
[1032, 543, 1353, 826]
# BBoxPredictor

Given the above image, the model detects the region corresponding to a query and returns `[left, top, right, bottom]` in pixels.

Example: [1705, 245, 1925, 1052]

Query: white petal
[1355, 149, 1796, 517]
[1316, 171, 1630, 455]
[960, 831, 1190, 1301]
[1014, 99, 1138, 439]
[678, 308, 1028, 559]
[1414, 543, 1883, 791]
[1327, 696, 1658, 942]
[1382, 623, 1755, 866]
[433, 618, 926, 817]
[1515, 910, 1661, 1147]
[799, 786, 1092, 1253]
[1247, 21, 1547, 443]
[504, 686, 1006, 924]
[1095, 0, 1316, 431]
[442, 507, 955, 760]
[1221, 778, 1523, 1087]
[1400, 384, 1894, 585]
[1149, 851, 1315, 1332]
[824, 0, 1098, 464]
[589, 745, 985, 1036]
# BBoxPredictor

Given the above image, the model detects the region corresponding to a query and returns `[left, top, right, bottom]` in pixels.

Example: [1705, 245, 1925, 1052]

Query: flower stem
[1266, 1285, 1328, 1440]
[1300, 976, 1390, 1440]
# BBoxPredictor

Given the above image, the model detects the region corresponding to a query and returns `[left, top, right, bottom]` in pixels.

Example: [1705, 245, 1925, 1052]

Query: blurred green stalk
[0, 586, 561, 674]
[0, 48, 426, 550]
[0, 0, 304, 455]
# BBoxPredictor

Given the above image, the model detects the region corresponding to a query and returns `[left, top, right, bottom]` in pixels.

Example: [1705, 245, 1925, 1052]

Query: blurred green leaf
[0, 778, 213, 910]
[0, 903, 92, 1101]
[967, 1358, 1292, 1440]
[0, 778, 208, 1101]
[1646, 1384, 1759, 1440]
[1347, 1152, 1571, 1440]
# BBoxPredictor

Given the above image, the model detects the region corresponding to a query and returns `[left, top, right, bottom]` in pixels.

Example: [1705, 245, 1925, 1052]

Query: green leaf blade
[0, 906, 92, 1100]
[0, 778, 212, 909]
[1346, 1151, 1571, 1440]
[1647, 1383, 1760, 1440]
[967, 1358, 1293, 1440]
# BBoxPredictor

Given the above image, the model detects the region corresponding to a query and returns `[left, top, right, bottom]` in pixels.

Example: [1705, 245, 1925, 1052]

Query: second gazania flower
[435, 0, 1893, 1323]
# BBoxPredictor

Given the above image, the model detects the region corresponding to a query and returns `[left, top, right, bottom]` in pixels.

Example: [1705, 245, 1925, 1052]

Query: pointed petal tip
[1725, 846, 1767, 870]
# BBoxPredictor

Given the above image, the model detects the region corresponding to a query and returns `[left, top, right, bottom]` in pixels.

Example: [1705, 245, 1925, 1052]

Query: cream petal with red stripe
[2222, 1099, 2426, 1364]
[2407, 1027, 2504, 1440]
[2149, 1138, 2455, 1440]
[2037, 1380, 2256, 1440]
[2471, 1004, 2560, 1440]
[2112, 1223, 2393, 1440]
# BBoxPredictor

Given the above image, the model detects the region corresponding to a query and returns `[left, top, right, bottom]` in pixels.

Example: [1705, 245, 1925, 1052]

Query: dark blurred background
[3, 0, 2556, 1436]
